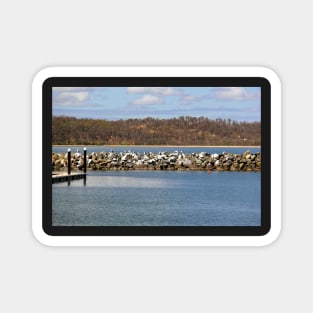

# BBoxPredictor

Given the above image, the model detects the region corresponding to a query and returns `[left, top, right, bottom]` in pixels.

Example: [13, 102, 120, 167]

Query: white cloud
[180, 95, 199, 104]
[127, 87, 179, 96]
[213, 87, 255, 100]
[53, 91, 90, 106]
[53, 87, 105, 107]
[59, 91, 89, 101]
[132, 95, 163, 105]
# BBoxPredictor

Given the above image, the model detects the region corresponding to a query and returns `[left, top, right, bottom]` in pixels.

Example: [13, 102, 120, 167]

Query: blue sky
[52, 87, 261, 121]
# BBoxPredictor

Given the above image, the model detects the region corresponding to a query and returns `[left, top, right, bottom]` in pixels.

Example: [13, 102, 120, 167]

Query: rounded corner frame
[32, 66, 281, 247]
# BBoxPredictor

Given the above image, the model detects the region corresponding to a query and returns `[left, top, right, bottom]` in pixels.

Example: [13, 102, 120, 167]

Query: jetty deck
[52, 172, 87, 184]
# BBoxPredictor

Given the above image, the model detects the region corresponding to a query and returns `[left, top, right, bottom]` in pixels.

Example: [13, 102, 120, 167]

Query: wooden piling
[67, 148, 71, 175]
[84, 147, 87, 174]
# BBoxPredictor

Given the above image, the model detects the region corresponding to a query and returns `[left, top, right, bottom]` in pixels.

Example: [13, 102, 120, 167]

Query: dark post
[83, 147, 87, 174]
[67, 148, 71, 175]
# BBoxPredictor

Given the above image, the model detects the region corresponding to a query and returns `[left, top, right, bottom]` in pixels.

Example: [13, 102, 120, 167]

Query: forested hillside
[52, 116, 261, 146]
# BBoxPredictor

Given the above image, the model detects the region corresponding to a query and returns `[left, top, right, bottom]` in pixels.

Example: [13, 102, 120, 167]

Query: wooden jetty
[52, 147, 88, 184]
[52, 172, 87, 184]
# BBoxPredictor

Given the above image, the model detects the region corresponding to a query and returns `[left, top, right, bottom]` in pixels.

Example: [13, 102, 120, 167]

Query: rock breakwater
[52, 150, 261, 172]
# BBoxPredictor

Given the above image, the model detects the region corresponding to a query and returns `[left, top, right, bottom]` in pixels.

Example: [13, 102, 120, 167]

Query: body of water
[53, 145, 261, 155]
[52, 170, 261, 226]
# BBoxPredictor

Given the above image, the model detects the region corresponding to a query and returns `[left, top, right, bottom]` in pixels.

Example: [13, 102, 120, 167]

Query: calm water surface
[52, 171, 261, 226]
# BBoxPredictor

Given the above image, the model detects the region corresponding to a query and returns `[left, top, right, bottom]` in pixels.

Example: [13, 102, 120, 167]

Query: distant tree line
[52, 116, 261, 146]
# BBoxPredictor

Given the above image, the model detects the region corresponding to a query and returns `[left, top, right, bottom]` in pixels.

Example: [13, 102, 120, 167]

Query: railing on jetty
[52, 147, 87, 184]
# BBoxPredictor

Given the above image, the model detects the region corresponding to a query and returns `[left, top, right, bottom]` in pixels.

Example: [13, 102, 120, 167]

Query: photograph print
[48, 80, 268, 236]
